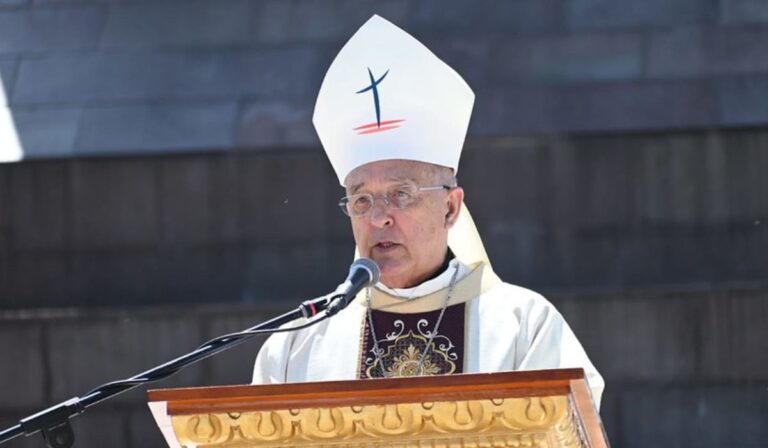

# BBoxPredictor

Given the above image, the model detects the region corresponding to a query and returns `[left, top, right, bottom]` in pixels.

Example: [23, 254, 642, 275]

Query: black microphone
[325, 258, 380, 316]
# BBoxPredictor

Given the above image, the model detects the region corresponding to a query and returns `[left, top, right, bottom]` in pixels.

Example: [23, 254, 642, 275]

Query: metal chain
[366, 264, 460, 377]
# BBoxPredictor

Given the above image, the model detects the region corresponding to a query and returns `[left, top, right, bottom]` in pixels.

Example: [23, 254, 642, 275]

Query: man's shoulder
[477, 279, 556, 312]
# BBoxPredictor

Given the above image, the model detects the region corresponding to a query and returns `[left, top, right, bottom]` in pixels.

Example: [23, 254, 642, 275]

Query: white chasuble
[252, 260, 605, 410]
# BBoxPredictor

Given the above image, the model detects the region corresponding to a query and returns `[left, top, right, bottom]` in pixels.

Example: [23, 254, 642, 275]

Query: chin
[378, 266, 412, 289]
[371, 256, 403, 272]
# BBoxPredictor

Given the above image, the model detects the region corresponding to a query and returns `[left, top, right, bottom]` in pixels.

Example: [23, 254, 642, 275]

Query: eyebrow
[348, 182, 364, 194]
[347, 176, 419, 194]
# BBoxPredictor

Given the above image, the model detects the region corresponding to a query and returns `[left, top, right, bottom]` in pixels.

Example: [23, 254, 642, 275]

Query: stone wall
[1, 130, 767, 309]
[1, 1, 767, 447]
[0, 306, 275, 448]
[1, 0, 768, 158]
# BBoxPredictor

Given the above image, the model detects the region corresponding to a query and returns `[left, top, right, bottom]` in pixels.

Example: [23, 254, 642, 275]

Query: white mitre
[313, 14, 474, 185]
[313, 15, 490, 267]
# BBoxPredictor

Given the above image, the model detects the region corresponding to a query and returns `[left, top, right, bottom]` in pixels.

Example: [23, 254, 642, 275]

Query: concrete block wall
[1, 0, 768, 158]
[0, 306, 276, 448]
[1, 1, 767, 446]
[2, 129, 766, 310]
[556, 287, 768, 447]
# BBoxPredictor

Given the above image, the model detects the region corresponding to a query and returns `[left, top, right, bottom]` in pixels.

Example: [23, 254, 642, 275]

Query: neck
[423, 248, 453, 283]
[384, 248, 453, 289]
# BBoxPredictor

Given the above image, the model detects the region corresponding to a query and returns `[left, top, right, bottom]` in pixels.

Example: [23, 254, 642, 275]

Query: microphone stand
[0, 294, 340, 448]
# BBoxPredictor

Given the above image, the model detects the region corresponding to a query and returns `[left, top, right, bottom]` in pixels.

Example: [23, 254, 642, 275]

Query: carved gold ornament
[171, 395, 587, 447]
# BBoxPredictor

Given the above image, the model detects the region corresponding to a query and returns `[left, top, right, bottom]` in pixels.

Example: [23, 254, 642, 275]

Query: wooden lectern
[148, 368, 608, 447]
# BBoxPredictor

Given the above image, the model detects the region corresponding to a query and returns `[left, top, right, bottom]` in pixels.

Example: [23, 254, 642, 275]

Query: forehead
[344, 160, 434, 192]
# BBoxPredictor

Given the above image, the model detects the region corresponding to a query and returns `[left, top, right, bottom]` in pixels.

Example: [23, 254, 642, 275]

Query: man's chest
[358, 303, 467, 378]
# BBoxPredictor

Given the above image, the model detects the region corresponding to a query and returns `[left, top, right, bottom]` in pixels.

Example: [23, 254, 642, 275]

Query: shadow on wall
[0, 71, 23, 163]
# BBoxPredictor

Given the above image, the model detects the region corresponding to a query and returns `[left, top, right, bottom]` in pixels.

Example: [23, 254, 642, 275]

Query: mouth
[372, 241, 400, 251]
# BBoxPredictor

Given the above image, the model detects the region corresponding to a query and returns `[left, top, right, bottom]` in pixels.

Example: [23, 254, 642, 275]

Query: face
[344, 160, 464, 289]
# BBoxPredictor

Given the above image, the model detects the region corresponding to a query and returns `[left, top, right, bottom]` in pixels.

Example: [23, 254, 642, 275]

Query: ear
[445, 187, 464, 229]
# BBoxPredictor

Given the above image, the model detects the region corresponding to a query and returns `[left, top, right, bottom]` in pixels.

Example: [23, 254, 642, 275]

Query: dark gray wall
[1, 0, 768, 157]
[1, 1, 767, 447]
[1, 129, 767, 309]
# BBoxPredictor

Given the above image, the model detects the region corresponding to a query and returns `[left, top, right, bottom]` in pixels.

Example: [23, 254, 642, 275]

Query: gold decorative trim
[171, 395, 586, 447]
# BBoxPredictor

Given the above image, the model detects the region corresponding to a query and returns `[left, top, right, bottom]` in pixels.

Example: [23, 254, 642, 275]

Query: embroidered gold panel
[170, 395, 586, 448]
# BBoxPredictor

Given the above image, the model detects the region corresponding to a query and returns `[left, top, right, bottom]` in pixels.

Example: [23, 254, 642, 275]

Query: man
[252, 15, 604, 407]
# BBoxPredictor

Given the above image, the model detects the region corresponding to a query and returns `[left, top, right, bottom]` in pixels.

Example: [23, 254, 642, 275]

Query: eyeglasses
[338, 184, 454, 218]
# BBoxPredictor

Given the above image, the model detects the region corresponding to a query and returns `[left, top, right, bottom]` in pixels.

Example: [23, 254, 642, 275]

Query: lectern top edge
[149, 368, 583, 400]
[148, 368, 586, 415]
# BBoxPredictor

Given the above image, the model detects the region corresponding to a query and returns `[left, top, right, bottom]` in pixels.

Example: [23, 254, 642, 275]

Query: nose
[368, 196, 393, 228]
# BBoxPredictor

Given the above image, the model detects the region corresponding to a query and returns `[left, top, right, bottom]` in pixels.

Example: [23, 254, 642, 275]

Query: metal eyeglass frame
[338, 184, 455, 218]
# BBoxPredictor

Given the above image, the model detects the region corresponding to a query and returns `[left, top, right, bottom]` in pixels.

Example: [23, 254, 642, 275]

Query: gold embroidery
[388, 344, 441, 377]
[365, 329, 457, 378]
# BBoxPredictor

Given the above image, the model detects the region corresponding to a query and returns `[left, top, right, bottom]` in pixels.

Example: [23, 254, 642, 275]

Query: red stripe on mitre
[352, 119, 406, 131]
[356, 124, 403, 135]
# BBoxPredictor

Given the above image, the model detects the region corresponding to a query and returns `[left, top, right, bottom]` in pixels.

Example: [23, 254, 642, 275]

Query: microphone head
[326, 258, 382, 316]
[352, 257, 381, 285]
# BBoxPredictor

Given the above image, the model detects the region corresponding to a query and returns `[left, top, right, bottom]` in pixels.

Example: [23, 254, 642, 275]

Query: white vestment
[252, 259, 605, 410]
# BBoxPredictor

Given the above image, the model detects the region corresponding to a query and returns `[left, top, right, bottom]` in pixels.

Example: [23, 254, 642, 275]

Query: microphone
[325, 258, 380, 316]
